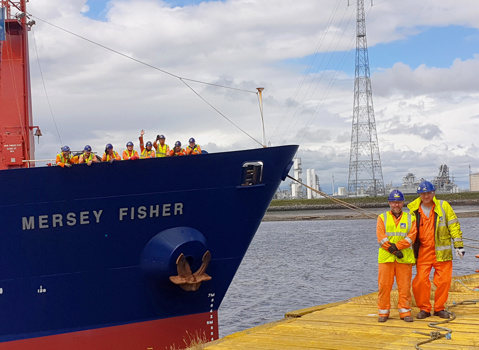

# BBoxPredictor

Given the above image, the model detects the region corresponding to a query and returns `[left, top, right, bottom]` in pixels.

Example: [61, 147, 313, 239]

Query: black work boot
[416, 310, 431, 319]
[433, 310, 451, 319]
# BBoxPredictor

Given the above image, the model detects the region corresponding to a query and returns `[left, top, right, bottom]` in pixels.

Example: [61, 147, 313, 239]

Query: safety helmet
[62, 146, 70, 152]
[126, 141, 133, 147]
[175, 141, 181, 147]
[189, 137, 195, 143]
[417, 180, 435, 194]
[388, 190, 405, 202]
[146, 141, 152, 147]
[158, 134, 165, 139]
[106, 143, 113, 150]
[84, 145, 92, 152]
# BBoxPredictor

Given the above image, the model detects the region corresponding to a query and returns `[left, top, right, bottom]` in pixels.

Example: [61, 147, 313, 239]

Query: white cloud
[17, 0, 479, 191]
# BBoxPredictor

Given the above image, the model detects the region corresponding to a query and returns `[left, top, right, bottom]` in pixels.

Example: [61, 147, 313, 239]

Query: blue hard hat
[106, 143, 113, 149]
[84, 145, 92, 152]
[388, 190, 405, 201]
[146, 141, 152, 147]
[62, 146, 70, 152]
[175, 141, 181, 147]
[189, 137, 195, 143]
[126, 141, 133, 147]
[158, 134, 165, 139]
[417, 180, 435, 194]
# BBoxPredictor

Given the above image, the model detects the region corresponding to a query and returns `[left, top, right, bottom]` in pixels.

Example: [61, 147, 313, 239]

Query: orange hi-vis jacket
[102, 151, 121, 162]
[56, 153, 75, 167]
[139, 135, 155, 158]
[140, 149, 155, 158]
[122, 149, 139, 160]
[186, 144, 202, 155]
[168, 148, 186, 156]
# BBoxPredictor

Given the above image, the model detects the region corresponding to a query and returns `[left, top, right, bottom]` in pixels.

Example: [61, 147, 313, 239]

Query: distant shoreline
[263, 211, 479, 221]
[268, 198, 479, 211]
[264, 199, 479, 221]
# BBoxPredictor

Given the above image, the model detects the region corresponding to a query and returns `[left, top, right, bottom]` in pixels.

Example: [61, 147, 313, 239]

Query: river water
[218, 216, 479, 337]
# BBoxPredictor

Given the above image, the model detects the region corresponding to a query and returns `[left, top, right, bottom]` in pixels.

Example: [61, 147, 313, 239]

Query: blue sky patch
[83, 0, 223, 20]
[282, 25, 479, 76]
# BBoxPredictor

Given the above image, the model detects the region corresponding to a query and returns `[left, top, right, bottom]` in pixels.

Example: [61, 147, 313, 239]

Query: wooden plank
[204, 275, 479, 350]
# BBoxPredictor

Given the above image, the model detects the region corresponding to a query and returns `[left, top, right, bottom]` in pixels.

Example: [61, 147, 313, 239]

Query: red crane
[0, 0, 41, 170]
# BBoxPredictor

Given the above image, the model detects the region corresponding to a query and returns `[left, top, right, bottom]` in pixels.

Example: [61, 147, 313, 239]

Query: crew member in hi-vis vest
[138, 130, 155, 158]
[377, 190, 417, 323]
[408, 180, 464, 320]
[153, 134, 170, 157]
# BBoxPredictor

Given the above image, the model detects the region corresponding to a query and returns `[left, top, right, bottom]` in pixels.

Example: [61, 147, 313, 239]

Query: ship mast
[0, 0, 40, 170]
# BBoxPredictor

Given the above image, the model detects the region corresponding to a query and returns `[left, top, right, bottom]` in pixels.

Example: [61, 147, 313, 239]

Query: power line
[31, 27, 63, 146]
[27, 13, 262, 144]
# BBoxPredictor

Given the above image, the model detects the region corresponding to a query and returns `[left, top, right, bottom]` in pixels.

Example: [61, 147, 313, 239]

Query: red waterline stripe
[0, 311, 218, 350]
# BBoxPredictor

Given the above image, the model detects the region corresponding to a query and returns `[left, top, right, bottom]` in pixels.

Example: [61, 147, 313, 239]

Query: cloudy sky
[19, 0, 479, 193]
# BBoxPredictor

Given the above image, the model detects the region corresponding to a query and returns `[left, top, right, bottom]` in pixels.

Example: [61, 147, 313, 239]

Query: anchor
[170, 251, 212, 291]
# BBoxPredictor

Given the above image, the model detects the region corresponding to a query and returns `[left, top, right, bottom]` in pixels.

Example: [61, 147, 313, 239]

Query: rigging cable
[293, 2, 376, 146]
[294, 11, 356, 146]
[287, 7, 355, 141]
[269, 0, 343, 143]
[272, 1, 351, 145]
[31, 27, 63, 146]
[26, 13, 262, 146]
[287, 175, 378, 219]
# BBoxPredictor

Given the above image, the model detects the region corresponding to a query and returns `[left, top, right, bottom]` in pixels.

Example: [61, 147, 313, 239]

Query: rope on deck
[453, 279, 479, 292]
[413, 299, 479, 350]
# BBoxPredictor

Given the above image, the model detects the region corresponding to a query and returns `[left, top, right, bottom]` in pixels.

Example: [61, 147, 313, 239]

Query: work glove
[388, 243, 398, 253]
[455, 247, 465, 259]
[394, 250, 404, 259]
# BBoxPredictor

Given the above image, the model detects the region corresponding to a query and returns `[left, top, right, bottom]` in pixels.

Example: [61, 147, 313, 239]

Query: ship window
[241, 161, 263, 186]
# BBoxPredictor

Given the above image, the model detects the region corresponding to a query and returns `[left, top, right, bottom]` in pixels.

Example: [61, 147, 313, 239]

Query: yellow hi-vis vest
[141, 149, 154, 158]
[81, 152, 94, 162]
[156, 144, 169, 157]
[105, 151, 119, 162]
[407, 197, 463, 262]
[57, 153, 71, 164]
[378, 211, 416, 264]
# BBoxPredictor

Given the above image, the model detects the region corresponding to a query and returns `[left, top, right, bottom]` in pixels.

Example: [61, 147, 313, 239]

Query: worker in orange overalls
[407, 181, 464, 319]
[168, 141, 186, 156]
[102, 144, 121, 163]
[153, 134, 170, 158]
[139, 130, 155, 158]
[56, 146, 75, 168]
[185, 137, 202, 155]
[78, 145, 99, 166]
[377, 190, 417, 323]
[122, 141, 139, 160]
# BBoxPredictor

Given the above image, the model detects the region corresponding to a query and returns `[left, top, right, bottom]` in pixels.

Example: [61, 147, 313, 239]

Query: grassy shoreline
[269, 192, 479, 210]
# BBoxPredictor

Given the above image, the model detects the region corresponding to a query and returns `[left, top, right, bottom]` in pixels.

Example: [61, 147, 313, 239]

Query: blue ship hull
[0, 145, 297, 349]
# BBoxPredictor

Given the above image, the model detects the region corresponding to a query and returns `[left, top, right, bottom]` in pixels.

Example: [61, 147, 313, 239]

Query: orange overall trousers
[412, 206, 453, 313]
[377, 212, 416, 318]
